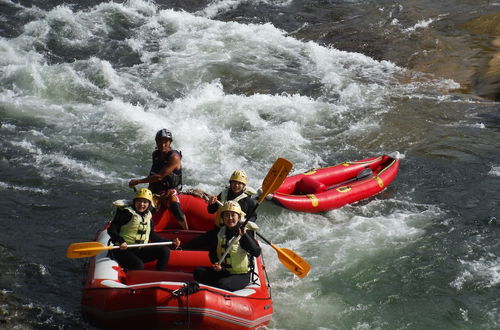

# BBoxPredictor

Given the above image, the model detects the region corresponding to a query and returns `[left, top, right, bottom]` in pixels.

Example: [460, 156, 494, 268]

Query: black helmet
[155, 129, 172, 142]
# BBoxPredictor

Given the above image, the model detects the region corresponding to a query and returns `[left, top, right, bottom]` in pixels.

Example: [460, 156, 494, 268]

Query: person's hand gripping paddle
[217, 158, 311, 278]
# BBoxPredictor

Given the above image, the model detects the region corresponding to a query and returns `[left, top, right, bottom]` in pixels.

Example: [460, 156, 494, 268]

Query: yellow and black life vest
[119, 206, 152, 245]
[216, 227, 250, 274]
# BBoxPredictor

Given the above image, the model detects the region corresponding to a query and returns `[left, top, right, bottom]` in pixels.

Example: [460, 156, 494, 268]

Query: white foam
[488, 166, 500, 177]
[197, 0, 292, 18]
[8, 139, 120, 183]
[0, 181, 49, 194]
[451, 256, 500, 290]
[403, 18, 435, 33]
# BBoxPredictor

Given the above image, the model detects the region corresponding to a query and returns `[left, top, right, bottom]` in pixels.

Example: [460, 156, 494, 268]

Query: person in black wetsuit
[207, 170, 257, 227]
[186, 201, 261, 292]
[107, 188, 180, 271]
[128, 129, 188, 230]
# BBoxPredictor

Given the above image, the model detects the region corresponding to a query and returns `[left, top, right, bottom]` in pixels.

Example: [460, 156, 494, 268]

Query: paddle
[211, 158, 309, 278]
[186, 161, 311, 278]
[185, 196, 311, 278]
[66, 241, 173, 259]
[255, 232, 310, 278]
[326, 167, 373, 190]
[205, 196, 310, 278]
[217, 158, 292, 265]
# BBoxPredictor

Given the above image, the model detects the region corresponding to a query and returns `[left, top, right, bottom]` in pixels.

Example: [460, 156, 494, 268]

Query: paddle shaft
[75, 241, 173, 252]
[111, 241, 173, 249]
[68, 241, 174, 258]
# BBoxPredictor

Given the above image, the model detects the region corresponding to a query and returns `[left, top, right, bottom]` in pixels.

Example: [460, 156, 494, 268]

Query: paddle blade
[259, 158, 293, 203]
[273, 244, 311, 279]
[66, 242, 111, 259]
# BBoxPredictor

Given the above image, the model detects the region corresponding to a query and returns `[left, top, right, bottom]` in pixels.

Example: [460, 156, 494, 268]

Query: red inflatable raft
[268, 152, 400, 213]
[81, 193, 273, 329]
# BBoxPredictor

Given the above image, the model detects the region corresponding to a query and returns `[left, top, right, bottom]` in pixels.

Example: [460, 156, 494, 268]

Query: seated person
[186, 201, 260, 292]
[207, 170, 257, 227]
[108, 188, 180, 271]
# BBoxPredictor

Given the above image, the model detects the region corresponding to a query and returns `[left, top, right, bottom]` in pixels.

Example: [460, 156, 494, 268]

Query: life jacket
[214, 187, 251, 227]
[148, 149, 182, 194]
[119, 206, 152, 245]
[216, 227, 250, 274]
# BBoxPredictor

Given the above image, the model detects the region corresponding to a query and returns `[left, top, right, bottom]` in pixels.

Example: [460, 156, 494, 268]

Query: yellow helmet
[134, 188, 153, 204]
[229, 170, 247, 185]
[220, 201, 243, 217]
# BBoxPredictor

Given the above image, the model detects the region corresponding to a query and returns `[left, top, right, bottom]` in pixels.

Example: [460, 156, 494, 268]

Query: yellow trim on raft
[377, 158, 396, 175]
[375, 176, 384, 188]
[336, 186, 352, 193]
[306, 194, 319, 207]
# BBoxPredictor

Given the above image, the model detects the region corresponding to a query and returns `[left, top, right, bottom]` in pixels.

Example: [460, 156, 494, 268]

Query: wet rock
[459, 13, 500, 35]
[459, 14, 500, 100]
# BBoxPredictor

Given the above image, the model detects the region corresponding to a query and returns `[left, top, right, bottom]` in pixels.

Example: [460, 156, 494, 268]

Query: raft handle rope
[170, 281, 271, 300]
[171, 282, 200, 330]
[172, 281, 200, 297]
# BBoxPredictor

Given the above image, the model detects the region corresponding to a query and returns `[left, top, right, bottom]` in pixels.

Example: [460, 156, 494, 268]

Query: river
[0, 0, 498, 329]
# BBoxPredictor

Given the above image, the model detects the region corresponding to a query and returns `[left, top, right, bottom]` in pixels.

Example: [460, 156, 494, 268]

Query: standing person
[128, 129, 188, 230]
[108, 188, 180, 271]
[188, 201, 261, 292]
[207, 170, 257, 227]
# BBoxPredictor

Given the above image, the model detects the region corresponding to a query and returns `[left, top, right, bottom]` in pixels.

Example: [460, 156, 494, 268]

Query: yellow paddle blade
[66, 242, 112, 259]
[259, 158, 293, 203]
[272, 244, 311, 279]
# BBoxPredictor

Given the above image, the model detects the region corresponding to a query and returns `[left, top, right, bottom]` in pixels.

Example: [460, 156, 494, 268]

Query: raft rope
[172, 281, 200, 296]
[169, 281, 272, 301]
[171, 282, 200, 330]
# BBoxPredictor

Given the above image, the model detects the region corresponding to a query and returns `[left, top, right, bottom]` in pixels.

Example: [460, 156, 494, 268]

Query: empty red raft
[81, 193, 273, 330]
[268, 152, 400, 213]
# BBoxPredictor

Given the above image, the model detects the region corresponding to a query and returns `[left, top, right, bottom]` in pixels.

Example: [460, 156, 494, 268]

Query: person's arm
[155, 151, 181, 180]
[239, 231, 261, 257]
[207, 193, 223, 214]
[129, 152, 181, 188]
[207, 233, 221, 264]
[107, 208, 132, 245]
[243, 197, 258, 223]
[183, 228, 217, 251]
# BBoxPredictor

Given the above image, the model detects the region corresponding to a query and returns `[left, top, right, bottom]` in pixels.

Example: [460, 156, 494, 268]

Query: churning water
[0, 0, 499, 329]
